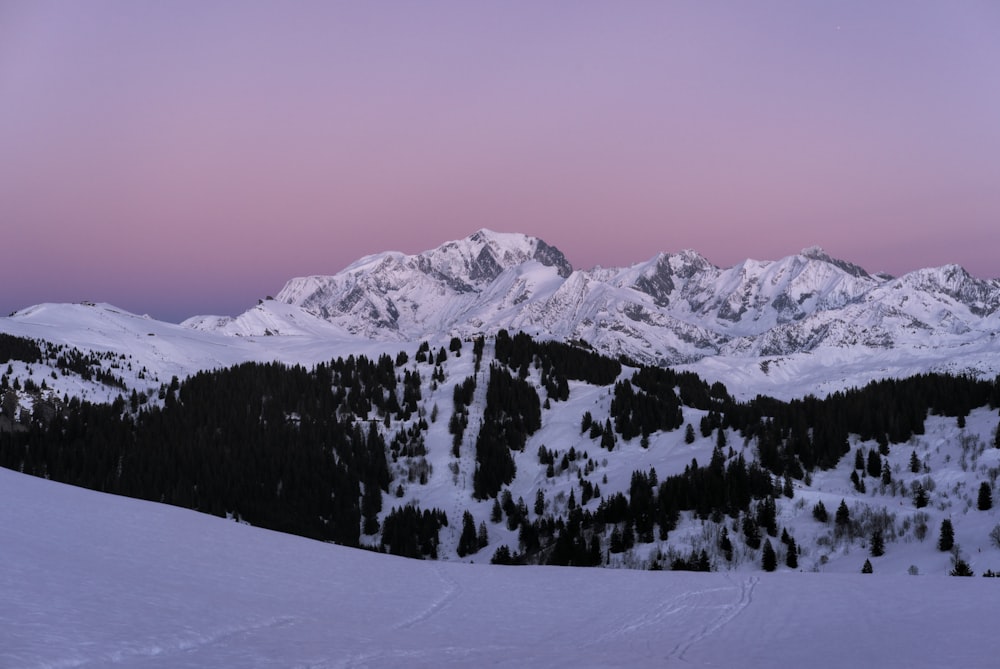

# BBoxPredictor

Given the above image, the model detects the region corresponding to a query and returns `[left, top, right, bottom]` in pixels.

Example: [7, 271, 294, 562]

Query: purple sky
[3, 2, 999, 322]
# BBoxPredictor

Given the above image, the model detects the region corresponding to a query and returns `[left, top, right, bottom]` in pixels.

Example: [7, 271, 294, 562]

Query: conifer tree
[812, 500, 828, 523]
[938, 519, 955, 552]
[761, 539, 777, 572]
[978, 482, 993, 511]
[457, 510, 479, 557]
[684, 423, 696, 444]
[866, 449, 882, 478]
[785, 538, 798, 569]
[871, 529, 885, 557]
[601, 419, 616, 451]
[782, 474, 794, 498]
[534, 488, 545, 516]
[910, 450, 921, 473]
[490, 498, 502, 523]
[950, 556, 974, 576]
[862, 559, 873, 574]
[477, 521, 489, 549]
[743, 514, 762, 550]
[835, 499, 850, 526]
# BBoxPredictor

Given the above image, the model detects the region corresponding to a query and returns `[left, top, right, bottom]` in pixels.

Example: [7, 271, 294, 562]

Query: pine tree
[938, 519, 955, 552]
[871, 529, 885, 557]
[866, 449, 882, 478]
[684, 423, 696, 444]
[457, 510, 479, 557]
[756, 496, 778, 537]
[477, 521, 489, 549]
[909, 450, 921, 473]
[490, 498, 503, 523]
[761, 539, 777, 572]
[862, 559, 873, 574]
[913, 483, 929, 508]
[743, 514, 762, 550]
[812, 500, 828, 523]
[785, 538, 798, 569]
[978, 482, 993, 511]
[534, 488, 545, 516]
[950, 556, 974, 576]
[601, 419, 616, 451]
[835, 499, 851, 526]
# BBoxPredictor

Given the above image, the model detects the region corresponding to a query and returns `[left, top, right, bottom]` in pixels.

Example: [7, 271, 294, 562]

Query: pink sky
[2, 1, 999, 322]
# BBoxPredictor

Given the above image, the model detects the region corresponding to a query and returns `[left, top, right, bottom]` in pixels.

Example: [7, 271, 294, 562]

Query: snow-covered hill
[5, 466, 1000, 669]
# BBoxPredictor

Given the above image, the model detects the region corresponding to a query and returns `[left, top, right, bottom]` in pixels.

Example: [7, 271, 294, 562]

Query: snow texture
[4, 467, 1000, 669]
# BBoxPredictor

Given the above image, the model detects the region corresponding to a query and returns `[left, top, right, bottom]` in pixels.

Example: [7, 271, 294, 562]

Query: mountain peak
[798, 245, 870, 278]
[465, 229, 572, 279]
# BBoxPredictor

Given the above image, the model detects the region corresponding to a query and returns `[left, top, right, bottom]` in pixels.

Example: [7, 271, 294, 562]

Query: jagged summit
[799, 245, 871, 278]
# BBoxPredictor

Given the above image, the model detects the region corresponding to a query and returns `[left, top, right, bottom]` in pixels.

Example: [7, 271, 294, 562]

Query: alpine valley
[4, 229, 1000, 667]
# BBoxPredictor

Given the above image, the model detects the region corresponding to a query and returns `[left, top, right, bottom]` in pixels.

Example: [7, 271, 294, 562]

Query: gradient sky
[2, 1, 999, 322]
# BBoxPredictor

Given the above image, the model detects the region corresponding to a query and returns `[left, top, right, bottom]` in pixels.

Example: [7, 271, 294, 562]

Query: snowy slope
[0, 301, 398, 405]
[5, 466, 1000, 669]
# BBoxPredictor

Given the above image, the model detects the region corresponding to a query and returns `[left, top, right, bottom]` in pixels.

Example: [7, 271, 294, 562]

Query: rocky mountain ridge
[184, 229, 1000, 368]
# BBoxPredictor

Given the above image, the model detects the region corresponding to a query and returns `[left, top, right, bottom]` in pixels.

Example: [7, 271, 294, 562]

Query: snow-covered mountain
[178, 229, 1000, 394]
[4, 230, 1000, 401]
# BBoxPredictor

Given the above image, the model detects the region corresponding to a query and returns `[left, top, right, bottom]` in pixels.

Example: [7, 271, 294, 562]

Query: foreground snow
[3, 468, 999, 668]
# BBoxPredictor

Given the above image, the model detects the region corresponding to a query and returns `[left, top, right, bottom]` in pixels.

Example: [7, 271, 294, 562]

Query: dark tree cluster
[449, 375, 477, 456]
[380, 504, 448, 559]
[0, 359, 402, 547]
[654, 451, 775, 522]
[610, 379, 683, 441]
[0, 335, 129, 390]
[721, 373, 1000, 478]
[473, 364, 541, 499]
[492, 329, 621, 400]
[0, 334, 43, 364]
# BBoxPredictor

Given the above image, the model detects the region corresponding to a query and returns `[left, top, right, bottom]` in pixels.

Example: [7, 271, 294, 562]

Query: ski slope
[3, 467, 999, 668]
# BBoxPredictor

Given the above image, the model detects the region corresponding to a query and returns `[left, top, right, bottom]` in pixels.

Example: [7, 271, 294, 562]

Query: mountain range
[172, 229, 1000, 396]
[4, 230, 1000, 401]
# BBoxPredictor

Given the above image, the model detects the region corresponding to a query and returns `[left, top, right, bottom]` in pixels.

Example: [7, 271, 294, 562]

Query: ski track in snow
[582, 574, 758, 663]
[391, 562, 462, 632]
[669, 575, 758, 663]
[35, 615, 299, 669]
[338, 564, 481, 669]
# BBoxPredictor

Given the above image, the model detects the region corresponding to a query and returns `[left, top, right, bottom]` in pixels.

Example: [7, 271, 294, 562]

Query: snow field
[5, 467, 1000, 668]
